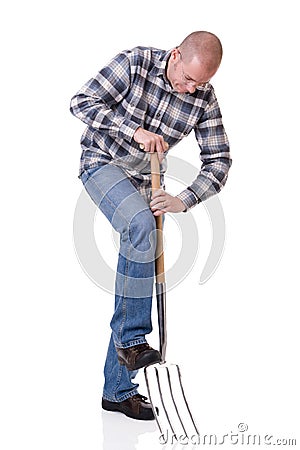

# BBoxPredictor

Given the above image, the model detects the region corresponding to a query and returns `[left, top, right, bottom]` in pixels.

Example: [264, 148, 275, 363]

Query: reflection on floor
[102, 410, 157, 450]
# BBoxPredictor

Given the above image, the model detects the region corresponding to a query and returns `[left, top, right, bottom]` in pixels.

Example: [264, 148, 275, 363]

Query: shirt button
[156, 113, 161, 118]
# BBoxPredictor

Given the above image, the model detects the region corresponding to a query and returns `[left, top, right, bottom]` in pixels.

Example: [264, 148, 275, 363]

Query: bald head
[179, 31, 223, 72]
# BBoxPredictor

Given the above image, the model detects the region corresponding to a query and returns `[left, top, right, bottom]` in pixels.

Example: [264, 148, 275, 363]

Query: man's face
[166, 48, 217, 94]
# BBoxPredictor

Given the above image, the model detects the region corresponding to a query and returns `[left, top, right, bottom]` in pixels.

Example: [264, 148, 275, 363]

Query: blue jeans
[80, 164, 157, 401]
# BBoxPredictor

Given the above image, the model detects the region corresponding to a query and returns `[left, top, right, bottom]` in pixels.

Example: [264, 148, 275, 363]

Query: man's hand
[150, 189, 186, 216]
[134, 128, 168, 162]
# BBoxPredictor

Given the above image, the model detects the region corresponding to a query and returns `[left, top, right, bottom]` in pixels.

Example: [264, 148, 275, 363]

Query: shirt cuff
[119, 118, 141, 141]
[176, 188, 199, 212]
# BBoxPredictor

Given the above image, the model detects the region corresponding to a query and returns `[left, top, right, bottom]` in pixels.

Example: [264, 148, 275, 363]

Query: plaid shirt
[70, 46, 231, 210]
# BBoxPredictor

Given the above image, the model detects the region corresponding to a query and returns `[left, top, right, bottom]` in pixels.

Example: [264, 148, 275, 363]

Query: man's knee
[129, 208, 156, 253]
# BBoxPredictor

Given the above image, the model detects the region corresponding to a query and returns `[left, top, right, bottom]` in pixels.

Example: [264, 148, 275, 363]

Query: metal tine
[154, 366, 177, 438]
[145, 362, 199, 440]
[158, 363, 198, 438]
[143, 366, 163, 435]
[165, 365, 188, 437]
[144, 363, 178, 440]
[175, 364, 200, 436]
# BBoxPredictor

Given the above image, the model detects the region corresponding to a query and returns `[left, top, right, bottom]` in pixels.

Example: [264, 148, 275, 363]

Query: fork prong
[144, 366, 163, 435]
[175, 364, 200, 436]
[165, 366, 188, 437]
[154, 366, 177, 438]
[145, 363, 199, 440]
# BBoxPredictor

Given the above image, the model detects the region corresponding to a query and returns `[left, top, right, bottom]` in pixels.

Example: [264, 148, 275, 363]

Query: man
[70, 31, 231, 420]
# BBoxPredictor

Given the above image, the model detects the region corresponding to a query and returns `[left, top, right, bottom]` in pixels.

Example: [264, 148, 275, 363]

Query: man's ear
[171, 47, 180, 61]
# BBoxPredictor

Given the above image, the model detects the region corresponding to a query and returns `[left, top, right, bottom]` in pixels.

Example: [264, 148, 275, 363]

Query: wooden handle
[150, 153, 165, 283]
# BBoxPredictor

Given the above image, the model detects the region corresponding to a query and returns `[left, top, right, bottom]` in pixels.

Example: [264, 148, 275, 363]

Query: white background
[1, 1, 299, 449]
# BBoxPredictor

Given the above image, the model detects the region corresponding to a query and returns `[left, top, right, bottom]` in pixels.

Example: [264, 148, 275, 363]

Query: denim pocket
[80, 165, 106, 185]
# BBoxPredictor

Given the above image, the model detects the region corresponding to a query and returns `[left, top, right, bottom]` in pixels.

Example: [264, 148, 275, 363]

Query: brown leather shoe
[102, 394, 157, 420]
[116, 343, 161, 370]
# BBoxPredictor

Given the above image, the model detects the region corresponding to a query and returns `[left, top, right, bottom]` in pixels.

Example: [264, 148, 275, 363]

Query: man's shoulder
[122, 46, 165, 64]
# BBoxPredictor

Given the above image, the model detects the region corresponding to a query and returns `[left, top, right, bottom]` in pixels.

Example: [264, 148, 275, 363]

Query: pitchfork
[144, 152, 200, 440]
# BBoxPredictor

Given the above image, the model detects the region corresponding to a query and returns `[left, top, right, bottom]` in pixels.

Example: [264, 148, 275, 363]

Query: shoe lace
[132, 394, 148, 403]
[130, 343, 149, 356]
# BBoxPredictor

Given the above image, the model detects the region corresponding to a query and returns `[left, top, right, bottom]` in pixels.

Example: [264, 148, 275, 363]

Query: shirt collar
[149, 49, 173, 91]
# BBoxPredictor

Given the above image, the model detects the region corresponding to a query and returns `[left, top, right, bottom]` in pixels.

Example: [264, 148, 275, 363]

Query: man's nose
[186, 84, 197, 94]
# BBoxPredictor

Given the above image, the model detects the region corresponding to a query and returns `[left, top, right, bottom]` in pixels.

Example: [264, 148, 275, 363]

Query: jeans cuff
[114, 338, 147, 349]
[103, 389, 139, 403]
